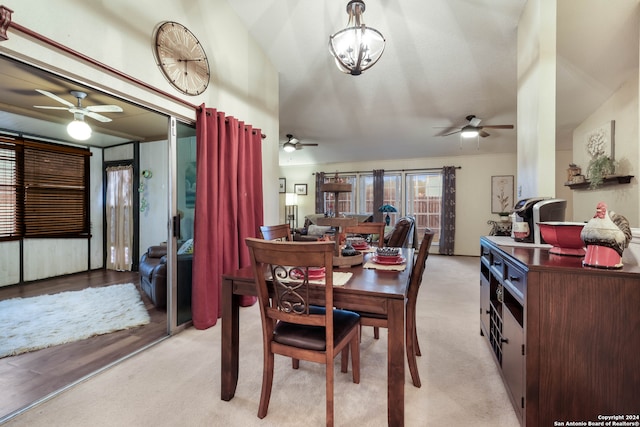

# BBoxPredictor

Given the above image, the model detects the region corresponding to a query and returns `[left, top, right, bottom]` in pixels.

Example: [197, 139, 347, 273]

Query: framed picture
[586, 120, 615, 160]
[278, 178, 286, 194]
[294, 183, 307, 195]
[491, 175, 514, 214]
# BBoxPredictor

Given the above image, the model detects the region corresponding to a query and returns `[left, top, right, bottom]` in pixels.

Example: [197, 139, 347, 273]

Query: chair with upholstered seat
[384, 216, 416, 248]
[343, 222, 386, 248]
[245, 238, 361, 426]
[357, 228, 435, 387]
[259, 224, 292, 241]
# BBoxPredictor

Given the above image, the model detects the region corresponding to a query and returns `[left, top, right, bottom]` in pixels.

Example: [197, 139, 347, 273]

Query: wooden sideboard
[480, 236, 640, 426]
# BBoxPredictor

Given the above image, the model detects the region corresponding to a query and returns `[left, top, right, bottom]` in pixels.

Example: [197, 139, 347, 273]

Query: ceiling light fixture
[283, 141, 296, 152]
[67, 113, 92, 141]
[460, 125, 479, 138]
[329, 0, 386, 76]
[283, 134, 299, 152]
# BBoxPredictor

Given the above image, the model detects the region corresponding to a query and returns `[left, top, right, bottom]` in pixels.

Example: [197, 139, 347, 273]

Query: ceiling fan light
[67, 116, 92, 141]
[329, 0, 385, 76]
[460, 125, 479, 138]
[283, 141, 296, 152]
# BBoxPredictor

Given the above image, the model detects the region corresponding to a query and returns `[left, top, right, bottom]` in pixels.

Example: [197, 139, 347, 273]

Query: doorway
[105, 163, 134, 271]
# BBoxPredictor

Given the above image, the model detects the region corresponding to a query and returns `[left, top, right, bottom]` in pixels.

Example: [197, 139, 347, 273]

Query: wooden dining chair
[356, 228, 435, 387]
[343, 222, 386, 248]
[245, 238, 361, 426]
[259, 224, 292, 241]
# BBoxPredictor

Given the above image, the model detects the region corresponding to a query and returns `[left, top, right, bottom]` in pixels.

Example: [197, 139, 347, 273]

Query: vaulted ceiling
[225, 0, 638, 166]
[0, 0, 637, 163]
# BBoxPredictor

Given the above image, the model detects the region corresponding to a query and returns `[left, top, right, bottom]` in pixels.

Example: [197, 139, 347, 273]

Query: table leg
[387, 298, 405, 426]
[221, 278, 240, 401]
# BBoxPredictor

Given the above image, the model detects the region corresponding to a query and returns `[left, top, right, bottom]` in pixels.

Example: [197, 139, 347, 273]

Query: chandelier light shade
[329, 0, 386, 76]
[67, 113, 92, 141]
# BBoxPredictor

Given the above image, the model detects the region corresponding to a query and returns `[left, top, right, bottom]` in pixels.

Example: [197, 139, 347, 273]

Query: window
[406, 172, 442, 244]
[0, 140, 21, 238]
[0, 137, 90, 240]
[382, 174, 401, 225]
[321, 169, 443, 246]
[323, 174, 356, 215]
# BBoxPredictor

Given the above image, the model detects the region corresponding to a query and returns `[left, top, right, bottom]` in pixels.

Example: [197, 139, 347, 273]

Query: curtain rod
[2, 7, 267, 139]
[315, 166, 462, 175]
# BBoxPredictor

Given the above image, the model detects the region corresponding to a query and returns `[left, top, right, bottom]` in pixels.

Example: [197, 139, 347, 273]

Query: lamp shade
[329, 0, 385, 76]
[285, 193, 298, 206]
[378, 204, 397, 213]
[67, 116, 92, 141]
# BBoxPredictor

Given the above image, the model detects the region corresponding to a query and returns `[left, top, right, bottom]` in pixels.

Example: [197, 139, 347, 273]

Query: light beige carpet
[4, 255, 520, 427]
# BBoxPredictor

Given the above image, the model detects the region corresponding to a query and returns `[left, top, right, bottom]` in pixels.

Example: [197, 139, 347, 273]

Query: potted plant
[586, 155, 616, 189]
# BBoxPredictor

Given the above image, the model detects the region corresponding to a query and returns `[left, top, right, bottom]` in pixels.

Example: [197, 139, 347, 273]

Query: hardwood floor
[0, 269, 168, 420]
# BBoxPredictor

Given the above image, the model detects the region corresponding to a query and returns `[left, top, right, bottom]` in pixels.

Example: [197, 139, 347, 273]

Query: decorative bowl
[376, 247, 400, 258]
[537, 222, 586, 256]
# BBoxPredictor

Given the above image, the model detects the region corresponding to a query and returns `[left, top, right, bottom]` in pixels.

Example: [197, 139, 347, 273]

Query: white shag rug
[0, 283, 150, 358]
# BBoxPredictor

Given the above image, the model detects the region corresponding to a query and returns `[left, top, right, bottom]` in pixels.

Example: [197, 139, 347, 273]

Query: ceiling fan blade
[299, 143, 318, 147]
[479, 130, 490, 138]
[85, 111, 112, 122]
[33, 105, 69, 110]
[35, 89, 75, 107]
[442, 129, 462, 136]
[86, 105, 124, 113]
[481, 124, 514, 129]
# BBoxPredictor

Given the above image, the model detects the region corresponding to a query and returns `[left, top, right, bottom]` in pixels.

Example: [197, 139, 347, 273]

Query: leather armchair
[139, 245, 168, 308]
[385, 216, 416, 248]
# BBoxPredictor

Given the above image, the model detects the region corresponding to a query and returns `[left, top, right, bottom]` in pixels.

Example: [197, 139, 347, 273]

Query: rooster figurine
[580, 202, 632, 269]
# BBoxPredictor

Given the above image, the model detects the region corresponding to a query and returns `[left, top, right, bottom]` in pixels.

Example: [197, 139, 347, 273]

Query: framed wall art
[586, 120, 615, 160]
[491, 175, 514, 214]
[294, 183, 307, 195]
[278, 178, 286, 193]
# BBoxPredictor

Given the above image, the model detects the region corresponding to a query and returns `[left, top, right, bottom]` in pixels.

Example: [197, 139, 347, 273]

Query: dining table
[220, 247, 415, 426]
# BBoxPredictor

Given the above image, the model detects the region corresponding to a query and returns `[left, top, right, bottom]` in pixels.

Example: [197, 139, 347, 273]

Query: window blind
[0, 137, 90, 239]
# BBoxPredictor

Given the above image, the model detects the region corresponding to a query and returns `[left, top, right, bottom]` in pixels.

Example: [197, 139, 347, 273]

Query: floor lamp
[285, 193, 298, 229]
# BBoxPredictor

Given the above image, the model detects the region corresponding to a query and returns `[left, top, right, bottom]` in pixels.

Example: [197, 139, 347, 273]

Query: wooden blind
[0, 140, 22, 239]
[0, 137, 90, 239]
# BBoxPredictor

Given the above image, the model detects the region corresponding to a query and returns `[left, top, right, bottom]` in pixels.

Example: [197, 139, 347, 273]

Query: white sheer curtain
[106, 165, 133, 271]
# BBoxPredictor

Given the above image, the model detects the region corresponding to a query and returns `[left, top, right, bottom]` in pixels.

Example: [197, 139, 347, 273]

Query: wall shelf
[564, 175, 634, 190]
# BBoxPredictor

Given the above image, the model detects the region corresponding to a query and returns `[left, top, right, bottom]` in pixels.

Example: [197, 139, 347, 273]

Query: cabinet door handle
[493, 260, 502, 266]
[509, 275, 520, 282]
[501, 338, 509, 344]
[485, 309, 491, 314]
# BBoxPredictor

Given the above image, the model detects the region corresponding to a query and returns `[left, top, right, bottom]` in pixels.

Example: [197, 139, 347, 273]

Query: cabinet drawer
[504, 258, 526, 303]
[489, 249, 505, 280]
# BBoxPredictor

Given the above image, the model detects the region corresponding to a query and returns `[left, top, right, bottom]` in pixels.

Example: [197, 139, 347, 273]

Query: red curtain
[192, 105, 263, 330]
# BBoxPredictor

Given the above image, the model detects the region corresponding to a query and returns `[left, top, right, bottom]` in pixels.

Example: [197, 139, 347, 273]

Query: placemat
[363, 260, 407, 272]
[283, 271, 354, 287]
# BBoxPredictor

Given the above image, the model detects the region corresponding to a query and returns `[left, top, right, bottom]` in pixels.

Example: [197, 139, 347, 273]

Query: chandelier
[328, 0, 386, 76]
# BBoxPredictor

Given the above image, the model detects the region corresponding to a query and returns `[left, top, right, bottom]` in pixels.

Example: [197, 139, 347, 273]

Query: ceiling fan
[282, 133, 318, 152]
[34, 89, 124, 123]
[441, 115, 514, 138]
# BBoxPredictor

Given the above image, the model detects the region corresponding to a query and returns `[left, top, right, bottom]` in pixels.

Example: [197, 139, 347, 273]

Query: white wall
[89, 147, 104, 270]
[0, 241, 20, 286]
[571, 76, 639, 226]
[139, 140, 170, 253]
[517, 0, 558, 199]
[281, 152, 518, 256]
